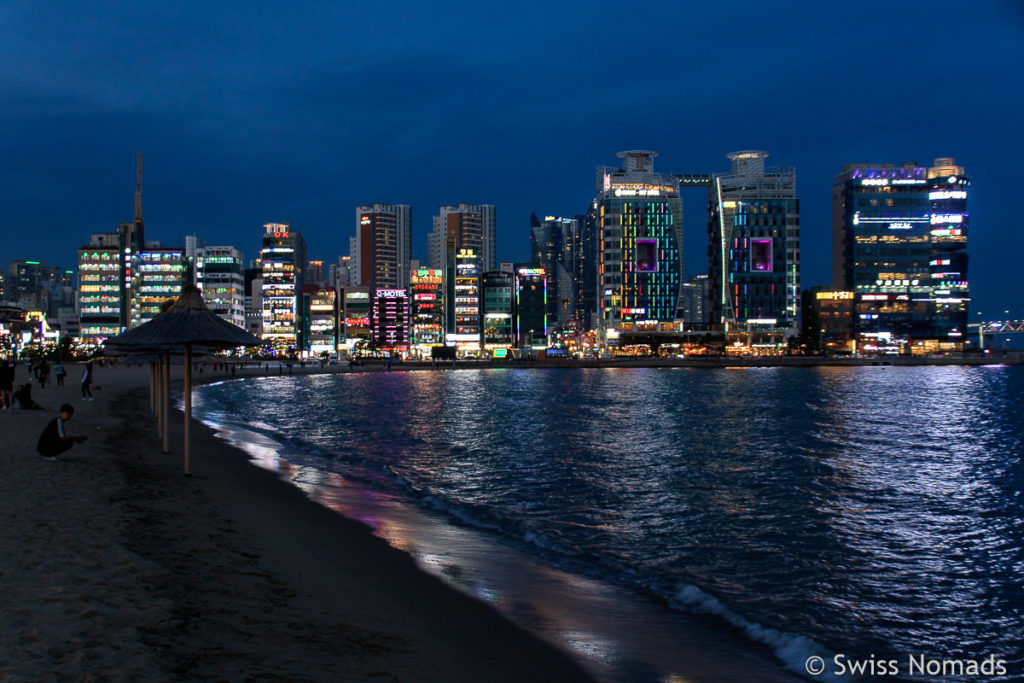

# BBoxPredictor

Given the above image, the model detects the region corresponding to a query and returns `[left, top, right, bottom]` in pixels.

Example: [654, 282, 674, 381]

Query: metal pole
[162, 350, 170, 454]
[184, 343, 192, 477]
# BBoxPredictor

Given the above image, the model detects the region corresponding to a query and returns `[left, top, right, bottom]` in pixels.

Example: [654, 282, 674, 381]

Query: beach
[0, 363, 596, 681]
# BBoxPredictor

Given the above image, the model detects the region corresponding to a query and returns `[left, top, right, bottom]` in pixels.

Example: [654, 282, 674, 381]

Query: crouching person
[37, 403, 87, 460]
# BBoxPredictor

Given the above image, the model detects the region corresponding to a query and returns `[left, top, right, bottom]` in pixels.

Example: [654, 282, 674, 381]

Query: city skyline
[1, 2, 1021, 316]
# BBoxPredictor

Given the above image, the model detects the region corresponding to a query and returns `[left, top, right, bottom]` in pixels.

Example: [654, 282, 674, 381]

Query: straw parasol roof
[102, 284, 262, 476]
[103, 284, 260, 350]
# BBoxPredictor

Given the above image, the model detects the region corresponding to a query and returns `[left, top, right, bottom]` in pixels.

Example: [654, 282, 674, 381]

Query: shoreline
[0, 364, 597, 681]
[182, 350, 1024, 383]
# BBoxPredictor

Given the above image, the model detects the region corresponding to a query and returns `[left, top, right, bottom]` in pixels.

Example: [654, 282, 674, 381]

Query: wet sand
[0, 363, 595, 681]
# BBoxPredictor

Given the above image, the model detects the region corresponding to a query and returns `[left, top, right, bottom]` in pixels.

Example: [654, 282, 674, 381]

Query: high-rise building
[372, 288, 409, 353]
[595, 151, 684, 337]
[428, 204, 496, 273]
[708, 151, 800, 334]
[77, 234, 123, 342]
[339, 285, 371, 355]
[529, 213, 579, 332]
[260, 222, 307, 350]
[578, 209, 600, 330]
[7, 261, 74, 316]
[77, 154, 185, 342]
[352, 204, 411, 291]
[134, 248, 185, 326]
[832, 157, 969, 352]
[515, 266, 547, 348]
[410, 268, 445, 355]
[302, 284, 337, 356]
[681, 273, 710, 324]
[195, 245, 246, 329]
[449, 248, 481, 354]
[481, 270, 514, 352]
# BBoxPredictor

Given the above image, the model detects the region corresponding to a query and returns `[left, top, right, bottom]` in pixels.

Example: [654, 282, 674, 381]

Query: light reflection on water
[196, 366, 1024, 681]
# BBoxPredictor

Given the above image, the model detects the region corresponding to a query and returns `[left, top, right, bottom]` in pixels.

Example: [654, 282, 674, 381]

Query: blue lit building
[594, 151, 684, 340]
[832, 158, 969, 352]
[708, 151, 800, 336]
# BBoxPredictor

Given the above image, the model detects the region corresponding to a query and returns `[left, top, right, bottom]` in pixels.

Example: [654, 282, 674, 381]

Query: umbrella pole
[163, 350, 171, 454]
[184, 343, 192, 477]
[156, 356, 164, 440]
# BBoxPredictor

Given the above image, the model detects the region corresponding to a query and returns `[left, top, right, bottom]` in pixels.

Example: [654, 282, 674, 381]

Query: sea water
[193, 365, 1024, 682]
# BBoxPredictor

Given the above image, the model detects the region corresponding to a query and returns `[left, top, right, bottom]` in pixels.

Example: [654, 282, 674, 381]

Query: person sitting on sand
[37, 403, 87, 460]
[13, 383, 44, 410]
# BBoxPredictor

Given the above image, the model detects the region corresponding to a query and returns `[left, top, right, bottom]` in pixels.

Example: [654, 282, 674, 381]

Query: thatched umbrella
[104, 285, 261, 476]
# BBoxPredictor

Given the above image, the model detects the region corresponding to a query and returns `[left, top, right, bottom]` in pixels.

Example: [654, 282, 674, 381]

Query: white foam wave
[672, 584, 846, 681]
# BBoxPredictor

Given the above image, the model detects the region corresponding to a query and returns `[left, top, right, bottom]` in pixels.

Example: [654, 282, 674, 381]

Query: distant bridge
[967, 321, 1024, 349]
[968, 321, 1024, 334]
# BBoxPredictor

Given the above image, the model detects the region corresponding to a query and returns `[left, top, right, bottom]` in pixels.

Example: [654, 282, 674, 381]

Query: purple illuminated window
[636, 239, 657, 272]
[751, 239, 772, 271]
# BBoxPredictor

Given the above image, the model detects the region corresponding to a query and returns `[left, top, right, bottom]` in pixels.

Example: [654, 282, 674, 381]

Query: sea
[192, 365, 1024, 682]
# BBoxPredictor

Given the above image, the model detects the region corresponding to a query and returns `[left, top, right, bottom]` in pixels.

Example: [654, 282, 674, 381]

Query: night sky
[2, 2, 1021, 318]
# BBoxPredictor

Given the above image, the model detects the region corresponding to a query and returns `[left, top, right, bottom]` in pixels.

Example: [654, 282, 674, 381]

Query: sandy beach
[0, 362, 596, 681]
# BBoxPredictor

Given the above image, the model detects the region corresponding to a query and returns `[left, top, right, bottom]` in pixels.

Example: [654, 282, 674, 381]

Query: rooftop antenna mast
[134, 151, 143, 224]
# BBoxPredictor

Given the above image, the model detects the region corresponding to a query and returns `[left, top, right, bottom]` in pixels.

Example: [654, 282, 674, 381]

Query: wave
[194, 383, 848, 681]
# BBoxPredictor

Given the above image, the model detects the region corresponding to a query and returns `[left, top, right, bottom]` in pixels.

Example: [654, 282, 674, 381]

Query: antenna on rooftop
[134, 151, 143, 224]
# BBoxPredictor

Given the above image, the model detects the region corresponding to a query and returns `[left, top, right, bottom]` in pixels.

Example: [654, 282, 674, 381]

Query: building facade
[481, 270, 514, 352]
[134, 247, 185, 326]
[410, 268, 445, 356]
[195, 245, 246, 329]
[449, 248, 481, 354]
[339, 285, 371, 356]
[529, 213, 579, 333]
[708, 151, 800, 334]
[595, 151, 684, 338]
[77, 235, 123, 342]
[259, 222, 307, 351]
[372, 288, 410, 353]
[832, 158, 969, 352]
[352, 204, 412, 292]
[515, 266, 547, 349]
[303, 284, 337, 356]
[427, 204, 496, 274]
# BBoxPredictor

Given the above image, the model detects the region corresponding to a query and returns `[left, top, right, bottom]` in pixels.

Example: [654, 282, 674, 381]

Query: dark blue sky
[2, 1, 1021, 318]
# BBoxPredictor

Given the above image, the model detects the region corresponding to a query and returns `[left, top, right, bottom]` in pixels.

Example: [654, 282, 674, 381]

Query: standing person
[54, 361, 67, 387]
[39, 360, 50, 388]
[37, 403, 87, 460]
[81, 362, 94, 400]
[0, 360, 13, 409]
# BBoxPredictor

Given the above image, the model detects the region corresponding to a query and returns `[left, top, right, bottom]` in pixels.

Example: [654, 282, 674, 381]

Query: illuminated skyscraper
[515, 266, 547, 348]
[78, 154, 184, 342]
[833, 157, 969, 352]
[77, 234, 123, 342]
[449, 248, 481, 354]
[428, 204, 496, 273]
[529, 213, 579, 332]
[195, 245, 246, 328]
[260, 222, 307, 350]
[481, 270, 514, 352]
[410, 268, 445, 354]
[708, 150, 800, 333]
[594, 151, 684, 337]
[134, 248, 185, 326]
[352, 204, 412, 291]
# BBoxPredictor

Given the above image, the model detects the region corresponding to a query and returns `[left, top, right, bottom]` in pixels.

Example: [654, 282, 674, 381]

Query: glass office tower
[833, 157, 969, 352]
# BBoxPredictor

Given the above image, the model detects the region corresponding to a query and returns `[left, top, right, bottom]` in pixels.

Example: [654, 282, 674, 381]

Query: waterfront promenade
[0, 363, 595, 681]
